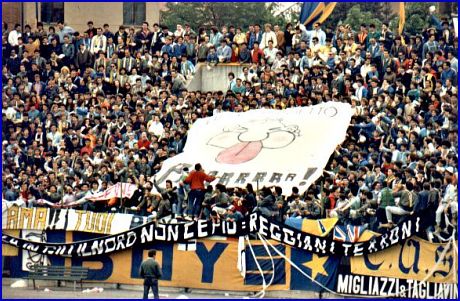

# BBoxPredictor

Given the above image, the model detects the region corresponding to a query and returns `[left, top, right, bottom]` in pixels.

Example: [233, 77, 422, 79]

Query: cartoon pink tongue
[216, 141, 263, 164]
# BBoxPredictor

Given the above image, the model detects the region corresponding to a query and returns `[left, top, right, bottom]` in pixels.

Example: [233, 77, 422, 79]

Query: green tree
[322, 3, 396, 31]
[160, 2, 286, 31]
[403, 2, 438, 35]
[322, 2, 355, 28]
[343, 5, 382, 31]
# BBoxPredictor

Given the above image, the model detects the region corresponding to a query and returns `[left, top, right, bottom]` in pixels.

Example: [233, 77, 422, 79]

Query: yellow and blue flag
[290, 247, 340, 291]
[285, 216, 338, 237]
[299, 2, 337, 29]
[398, 2, 406, 35]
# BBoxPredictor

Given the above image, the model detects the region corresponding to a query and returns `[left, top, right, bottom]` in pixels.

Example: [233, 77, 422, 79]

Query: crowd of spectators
[2, 11, 458, 241]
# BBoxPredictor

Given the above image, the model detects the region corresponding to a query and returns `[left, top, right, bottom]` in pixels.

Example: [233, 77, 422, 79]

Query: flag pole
[119, 182, 124, 213]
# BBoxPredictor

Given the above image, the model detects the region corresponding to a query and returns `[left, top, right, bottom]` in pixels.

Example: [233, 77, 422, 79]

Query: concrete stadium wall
[187, 63, 251, 93]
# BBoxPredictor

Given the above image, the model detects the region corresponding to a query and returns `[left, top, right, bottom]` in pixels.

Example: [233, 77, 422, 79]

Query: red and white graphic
[207, 119, 300, 164]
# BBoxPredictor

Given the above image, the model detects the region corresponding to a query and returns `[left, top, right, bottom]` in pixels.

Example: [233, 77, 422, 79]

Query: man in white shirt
[263, 40, 278, 65]
[239, 66, 256, 83]
[129, 68, 142, 85]
[8, 23, 22, 47]
[355, 79, 365, 101]
[260, 23, 277, 50]
[308, 22, 326, 46]
[148, 115, 164, 138]
[46, 124, 62, 148]
[91, 27, 107, 54]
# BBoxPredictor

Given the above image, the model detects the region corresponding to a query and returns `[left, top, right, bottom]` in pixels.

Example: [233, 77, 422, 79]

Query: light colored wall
[7, 2, 161, 33]
[187, 63, 251, 93]
[22, 3, 38, 29]
[64, 2, 160, 32]
[64, 3, 123, 32]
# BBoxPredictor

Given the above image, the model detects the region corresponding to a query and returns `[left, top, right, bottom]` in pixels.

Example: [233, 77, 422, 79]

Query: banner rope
[257, 233, 276, 295]
[244, 233, 276, 299]
[260, 232, 456, 299]
[245, 235, 268, 298]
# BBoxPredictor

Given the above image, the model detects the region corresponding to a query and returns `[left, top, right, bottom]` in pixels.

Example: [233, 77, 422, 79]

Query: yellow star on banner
[302, 254, 329, 279]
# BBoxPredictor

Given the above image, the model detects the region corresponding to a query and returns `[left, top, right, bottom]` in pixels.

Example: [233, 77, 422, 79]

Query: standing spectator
[85, 21, 97, 39]
[140, 250, 162, 300]
[8, 24, 22, 47]
[184, 163, 217, 220]
[249, 24, 262, 50]
[135, 22, 151, 52]
[91, 27, 107, 54]
[216, 40, 231, 63]
[308, 22, 326, 46]
[274, 25, 285, 52]
[260, 23, 277, 50]
[61, 35, 75, 66]
[103, 23, 114, 40]
[210, 26, 223, 48]
[75, 43, 93, 71]
[423, 34, 439, 59]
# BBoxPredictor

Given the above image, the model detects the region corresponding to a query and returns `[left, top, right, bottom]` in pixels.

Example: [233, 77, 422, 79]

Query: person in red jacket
[184, 163, 217, 220]
[137, 132, 151, 150]
[251, 42, 263, 64]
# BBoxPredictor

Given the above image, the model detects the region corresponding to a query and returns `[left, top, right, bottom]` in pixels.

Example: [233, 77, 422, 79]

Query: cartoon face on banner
[154, 104, 353, 194]
[208, 119, 300, 164]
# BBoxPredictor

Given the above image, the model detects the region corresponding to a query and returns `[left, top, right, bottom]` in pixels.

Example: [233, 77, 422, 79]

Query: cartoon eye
[262, 131, 296, 149]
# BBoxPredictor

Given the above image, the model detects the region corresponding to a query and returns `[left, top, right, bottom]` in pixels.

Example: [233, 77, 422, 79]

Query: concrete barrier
[186, 63, 251, 93]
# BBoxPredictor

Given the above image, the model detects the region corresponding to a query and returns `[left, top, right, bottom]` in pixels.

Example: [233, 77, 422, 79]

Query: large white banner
[155, 103, 352, 193]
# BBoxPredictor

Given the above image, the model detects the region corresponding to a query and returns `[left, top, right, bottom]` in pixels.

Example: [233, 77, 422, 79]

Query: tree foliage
[404, 2, 438, 35]
[160, 2, 286, 31]
[343, 6, 382, 31]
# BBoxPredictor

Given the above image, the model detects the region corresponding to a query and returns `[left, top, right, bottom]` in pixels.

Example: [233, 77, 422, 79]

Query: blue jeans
[187, 190, 205, 218]
[176, 193, 185, 216]
[143, 278, 159, 299]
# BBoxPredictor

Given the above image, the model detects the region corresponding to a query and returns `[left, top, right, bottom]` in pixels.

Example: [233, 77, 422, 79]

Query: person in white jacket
[8, 24, 21, 47]
[91, 27, 107, 54]
[260, 23, 277, 50]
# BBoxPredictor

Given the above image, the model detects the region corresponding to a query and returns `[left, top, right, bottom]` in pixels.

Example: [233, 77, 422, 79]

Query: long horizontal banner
[2, 206, 147, 235]
[3, 234, 339, 292]
[3, 231, 455, 296]
[336, 274, 458, 299]
[2, 210, 424, 257]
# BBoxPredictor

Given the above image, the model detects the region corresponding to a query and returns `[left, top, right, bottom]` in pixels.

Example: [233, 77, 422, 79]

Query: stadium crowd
[2, 13, 458, 241]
